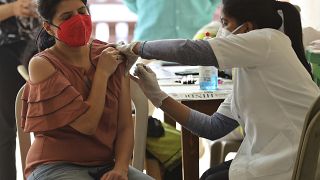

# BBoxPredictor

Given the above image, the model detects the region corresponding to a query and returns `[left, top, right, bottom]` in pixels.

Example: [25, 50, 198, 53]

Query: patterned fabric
[0, 0, 40, 45]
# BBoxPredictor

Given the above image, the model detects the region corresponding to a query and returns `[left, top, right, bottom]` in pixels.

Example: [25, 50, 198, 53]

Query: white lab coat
[208, 28, 320, 180]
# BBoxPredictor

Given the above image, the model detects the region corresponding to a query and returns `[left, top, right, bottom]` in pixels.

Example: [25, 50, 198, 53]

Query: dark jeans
[0, 41, 28, 180]
[200, 160, 232, 180]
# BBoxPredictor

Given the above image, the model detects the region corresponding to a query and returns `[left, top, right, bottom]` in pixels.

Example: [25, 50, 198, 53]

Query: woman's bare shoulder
[28, 56, 56, 84]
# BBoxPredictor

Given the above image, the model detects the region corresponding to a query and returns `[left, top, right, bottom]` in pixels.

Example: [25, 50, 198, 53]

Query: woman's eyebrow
[58, 6, 87, 18]
[59, 11, 72, 18]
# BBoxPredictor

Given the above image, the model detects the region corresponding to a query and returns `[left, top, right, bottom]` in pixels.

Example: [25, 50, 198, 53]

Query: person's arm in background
[0, 0, 37, 21]
[102, 75, 133, 179]
[122, 0, 138, 14]
[0, 2, 15, 21]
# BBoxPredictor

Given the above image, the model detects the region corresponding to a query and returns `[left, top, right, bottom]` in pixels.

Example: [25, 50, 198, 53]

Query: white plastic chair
[15, 65, 150, 178]
[291, 95, 320, 180]
[130, 79, 149, 170]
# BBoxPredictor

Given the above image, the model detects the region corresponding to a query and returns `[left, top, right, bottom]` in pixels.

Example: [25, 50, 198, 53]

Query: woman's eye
[221, 21, 228, 27]
[220, 18, 228, 27]
[61, 14, 72, 20]
[223, 22, 228, 27]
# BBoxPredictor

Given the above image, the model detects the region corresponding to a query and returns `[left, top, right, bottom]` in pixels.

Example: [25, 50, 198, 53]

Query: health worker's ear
[242, 21, 255, 33]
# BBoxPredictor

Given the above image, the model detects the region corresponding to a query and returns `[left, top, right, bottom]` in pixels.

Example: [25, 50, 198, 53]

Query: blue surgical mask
[216, 24, 244, 38]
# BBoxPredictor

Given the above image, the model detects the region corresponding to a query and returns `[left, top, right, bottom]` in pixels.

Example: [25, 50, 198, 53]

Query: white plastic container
[199, 32, 218, 90]
[199, 66, 218, 90]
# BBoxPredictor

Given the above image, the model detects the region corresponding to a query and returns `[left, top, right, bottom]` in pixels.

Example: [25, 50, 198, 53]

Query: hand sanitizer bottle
[199, 32, 218, 90]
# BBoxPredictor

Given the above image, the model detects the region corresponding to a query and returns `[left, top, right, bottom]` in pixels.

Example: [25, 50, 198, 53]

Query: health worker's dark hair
[222, 0, 312, 76]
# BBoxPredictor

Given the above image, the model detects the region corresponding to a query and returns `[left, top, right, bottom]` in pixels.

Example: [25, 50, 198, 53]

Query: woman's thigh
[27, 163, 96, 180]
[28, 163, 154, 180]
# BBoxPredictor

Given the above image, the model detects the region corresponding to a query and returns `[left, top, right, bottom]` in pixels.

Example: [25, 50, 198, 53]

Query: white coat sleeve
[216, 94, 235, 120]
[208, 30, 271, 70]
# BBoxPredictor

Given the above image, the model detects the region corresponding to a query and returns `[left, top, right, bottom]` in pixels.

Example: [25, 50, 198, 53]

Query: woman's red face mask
[51, 14, 92, 47]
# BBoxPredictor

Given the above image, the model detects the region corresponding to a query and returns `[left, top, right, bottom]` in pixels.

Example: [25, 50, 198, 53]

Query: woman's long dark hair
[36, 0, 87, 52]
[222, 0, 312, 77]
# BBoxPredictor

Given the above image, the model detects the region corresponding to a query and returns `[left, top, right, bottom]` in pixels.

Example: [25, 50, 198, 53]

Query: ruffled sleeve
[21, 71, 89, 133]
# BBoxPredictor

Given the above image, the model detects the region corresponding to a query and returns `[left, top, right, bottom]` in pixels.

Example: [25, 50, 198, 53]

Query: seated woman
[20, 0, 153, 179]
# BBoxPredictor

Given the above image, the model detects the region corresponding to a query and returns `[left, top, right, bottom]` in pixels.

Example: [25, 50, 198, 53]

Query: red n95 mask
[52, 14, 92, 47]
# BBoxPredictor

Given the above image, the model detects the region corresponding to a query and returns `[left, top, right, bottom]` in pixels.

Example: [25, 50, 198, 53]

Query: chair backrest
[17, 65, 29, 81]
[292, 95, 320, 180]
[15, 84, 30, 178]
[130, 79, 149, 170]
[15, 78, 149, 178]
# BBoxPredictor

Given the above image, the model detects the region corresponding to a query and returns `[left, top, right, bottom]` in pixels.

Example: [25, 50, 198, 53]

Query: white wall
[291, 0, 320, 30]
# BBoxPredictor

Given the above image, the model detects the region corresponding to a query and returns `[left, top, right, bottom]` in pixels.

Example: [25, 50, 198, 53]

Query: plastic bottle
[199, 32, 218, 90]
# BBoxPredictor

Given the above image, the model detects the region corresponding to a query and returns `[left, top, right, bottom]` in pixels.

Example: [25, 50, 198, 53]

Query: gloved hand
[116, 42, 140, 75]
[130, 64, 168, 108]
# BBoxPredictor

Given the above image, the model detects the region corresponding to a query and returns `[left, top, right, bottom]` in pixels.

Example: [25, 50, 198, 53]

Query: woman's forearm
[133, 39, 219, 67]
[70, 69, 109, 135]
[114, 126, 134, 174]
[0, 3, 14, 21]
[114, 76, 133, 174]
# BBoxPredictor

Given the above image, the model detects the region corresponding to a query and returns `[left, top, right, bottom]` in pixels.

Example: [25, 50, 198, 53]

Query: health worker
[117, 0, 320, 179]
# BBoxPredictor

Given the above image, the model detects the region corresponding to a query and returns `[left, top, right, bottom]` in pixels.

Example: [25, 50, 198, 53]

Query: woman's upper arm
[117, 75, 132, 128]
[28, 57, 56, 83]
[118, 76, 132, 127]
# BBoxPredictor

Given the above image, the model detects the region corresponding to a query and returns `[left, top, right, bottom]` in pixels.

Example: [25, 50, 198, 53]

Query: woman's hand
[116, 42, 141, 75]
[97, 47, 123, 78]
[100, 169, 128, 180]
[130, 64, 168, 108]
[12, 0, 37, 17]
